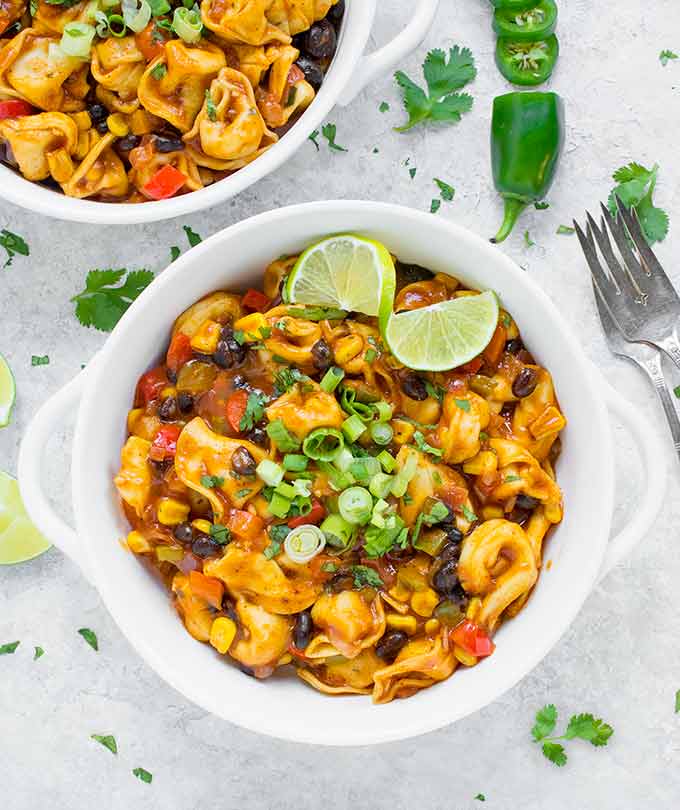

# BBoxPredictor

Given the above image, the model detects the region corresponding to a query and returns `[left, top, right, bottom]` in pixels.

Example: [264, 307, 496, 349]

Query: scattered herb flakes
[308, 129, 320, 150]
[394, 45, 476, 132]
[0, 229, 29, 269]
[350, 565, 383, 589]
[210, 523, 231, 545]
[454, 398, 470, 412]
[200, 475, 224, 488]
[31, 355, 49, 366]
[239, 390, 267, 432]
[675, 689, 680, 713]
[524, 230, 535, 248]
[170, 246, 180, 262]
[321, 123, 347, 152]
[474, 795, 486, 802]
[133, 767, 153, 784]
[674, 385, 680, 399]
[91, 734, 117, 755]
[660, 49, 678, 66]
[534, 201, 550, 210]
[78, 627, 99, 651]
[531, 704, 613, 766]
[505, 474, 521, 483]
[235, 488, 252, 499]
[608, 162, 669, 244]
[183, 225, 202, 247]
[364, 347, 377, 364]
[0, 641, 20, 655]
[409, 167, 417, 179]
[263, 539, 282, 559]
[379, 101, 390, 112]
[556, 224, 575, 235]
[434, 178, 455, 201]
[372, 147, 379, 154]
[430, 199, 441, 214]
[34, 646, 45, 660]
[150, 62, 167, 80]
[425, 381, 444, 402]
[321, 561, 338, 573]
[72, 269, 154, 332]
[205, 90, 217, 121]
[461, 504, 477, 522]
[413, 430, 443, 458]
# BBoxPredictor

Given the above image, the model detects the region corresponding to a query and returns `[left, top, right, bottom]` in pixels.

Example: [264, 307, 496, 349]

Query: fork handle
[640, 349, 680, 459]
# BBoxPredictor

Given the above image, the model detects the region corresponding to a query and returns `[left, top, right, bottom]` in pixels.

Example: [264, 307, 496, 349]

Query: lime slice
[0, 353, 15, 428]
[384, 291, 500, 372]
[0, 470, 51, 565]
[286, 235, 396, 331]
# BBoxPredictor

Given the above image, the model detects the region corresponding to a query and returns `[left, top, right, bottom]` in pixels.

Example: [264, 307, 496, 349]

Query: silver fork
[576, 197, 680, 368]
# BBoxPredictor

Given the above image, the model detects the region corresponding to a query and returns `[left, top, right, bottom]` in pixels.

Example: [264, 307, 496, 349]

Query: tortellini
[372, 636, 457, 704]
[310, 591, 386, 659]
[114, 436, 152, 518]
[91, 36, 146, 105]
[265, 383, 344, 441]
[436, 390, 490, 464]
[61, 132, 129, 199]
[0, 0, 26, 35]
[228, 598, 292, 673]
[254, 45, 314, 128]
[128, 135, 204, 196]
[0, 111, 77, 181]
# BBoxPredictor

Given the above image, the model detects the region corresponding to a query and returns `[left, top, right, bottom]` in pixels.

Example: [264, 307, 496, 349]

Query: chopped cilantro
[454, 398, 470, 412]
[183, 225, 202, 247]
[205, 90, 217, 121]
[534, 201, 550, 210]
[413, 430, 443, 458]
[365, 348, 377, 364]
[234, 488, 252, 499]
[608, 162, 669, 244]
[273, 366, 310, 395]
[430, 199, 441, 214]
[0, 641, 20, 655]
[200, 475, 224, 488]
[434, 178, 455, 201]
[350, 565, 383, 589]
[321, 123, 347, 152]
[308, 129, 320, 150]
[379, 101, 390, 112]
[461, 504, 477, 523]
[660, 49, 678, 66]
[72, 269, 154, 332]
[150, 63, 167, 80]
[91, 734, 117, 755]
[78, 628, 98, 651]
[0, 229, 29, 269]
[321, 561, 338, 573]
[409, 167, 417, 179]
[31, 355, 49, 366]
[133, 767, 153, 784]
[170, 246, 180, 262]
[239, 390, 266, 432]
[556, 224, 575, 235]
[531, 704, 613, 767]
[34, 646, 44, 660]
[210, 523, 231, 545]
[524, 230, 535, 248]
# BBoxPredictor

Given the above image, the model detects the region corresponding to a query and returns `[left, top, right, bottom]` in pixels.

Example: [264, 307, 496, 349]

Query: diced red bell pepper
[142, 164, 187, 200]
[456, 356, 484, 374]
[0, 99, 34, 119]
[450, 620, 495, 657]
[482, 323, 507, 367]
[189, 570, 224, 610]
[241, 288, 270, 312]
[166, 332, 193, 374]
[226, 389, 249, 432]
[288, 499, 326, 528]
[149, 424, 182, 461]
[136, 366, 167, 405]
[226, 509, 264, 541]
[135, 22, 169, 61]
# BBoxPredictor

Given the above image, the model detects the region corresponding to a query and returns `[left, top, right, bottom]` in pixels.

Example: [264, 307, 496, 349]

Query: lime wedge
[384, 291, 500, 372]
[0, 353, 16, 427]
[0, 470, 51, 565]
[286, 235, 396, 331]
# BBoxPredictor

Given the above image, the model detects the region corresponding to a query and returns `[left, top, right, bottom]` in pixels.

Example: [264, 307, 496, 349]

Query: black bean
[173, 522, 194, 545]
[401, 373, 428, 401]
[158, 396, 177, 421]
[95, 120, 110, 134]
[293, 610, 313, 650]
[303, 19, 336, 60]
[150, 458, 173, 474]
[515, 494, 539, 510]
[177, 391, 194, 413]
[443, 525, 464, 545]
[311, 338, 333, 371]
[191, 534, 221, 558]
[88, 103, 108, 124]
[505, 338, 523, 355]
[222, 597, 238, 621]
[245, 426, 269, 448]
[232, 445, 256, 476]
[213, 327, 247, 368]
[439, 540, 462, 563]
[239, 664, 256, 677]
[154, 134, 185, 153]
[296, 56, 324, 91]
[117, 134, 140, 152]
[166, 367, 178, 383]
[432, 559, 460, 598]
[508, 507, 530, 527]
[375, 630, 408, 662]
[512, 367, 539, 398]
[328, 0, 344, 23]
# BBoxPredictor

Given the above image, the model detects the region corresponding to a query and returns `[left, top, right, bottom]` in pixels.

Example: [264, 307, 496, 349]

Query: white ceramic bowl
[18, 201, 666, 745]
[0, 0, 439, 225]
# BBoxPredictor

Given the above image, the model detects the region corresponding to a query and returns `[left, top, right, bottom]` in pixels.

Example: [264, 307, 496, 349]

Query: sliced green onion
[369, 472, 394, 500]
[148, 0, 170, 14]
[320, 513, 355, 550]
[94, 10, 109, 36]
[60, 22, 95, 58]
[282, 454, 308, 472]
[370, 498, 390, 528]
[338, 486, 373, 525]
[317, 461, 355, 492]
[377, 450, 397, 473]
[348, 456, 380, 485]
[269, 492, 291, 519]
[339, 387, 375, 422]
[266, 419, 300, 452]
[302, 427, 344, 461]
[373, 401, 392, 422]
[256, 459, 284, 487]
[274, 481, 296, 500]
[390, 450, 418, 498]
[342, 414, 366, 443]
[122, 0, 151, 32]
[108, 13, 127, 36]
[369, 421, 393, 446]
[292, 478, 311, 498]
[173, 4, 202, 44]
[99, 0, 119, 8]
[320, 366, 344, 393]
[284, 524, 326, 563]
[333, 447, 354, 473]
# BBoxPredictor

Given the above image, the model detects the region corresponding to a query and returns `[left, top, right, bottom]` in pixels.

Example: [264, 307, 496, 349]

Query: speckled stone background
[2, 0, 680, 807]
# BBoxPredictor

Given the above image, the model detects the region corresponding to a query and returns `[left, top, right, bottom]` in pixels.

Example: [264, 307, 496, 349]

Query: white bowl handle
[336, 0, 440, 107]
[17, 366, 95, 584]
[596, 373, 667, 582]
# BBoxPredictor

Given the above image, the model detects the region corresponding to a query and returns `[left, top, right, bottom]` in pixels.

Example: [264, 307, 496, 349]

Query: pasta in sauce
[0, 0, 342, 201]
[115, 252, 566, 703]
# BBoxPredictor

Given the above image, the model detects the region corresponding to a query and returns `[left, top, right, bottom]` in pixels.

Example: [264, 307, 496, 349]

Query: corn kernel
[46, 147, 75, 183]
[190, 319, 221, 354]
[454, 290, 478, 298]
[74, 130, 92, 160]
[463, 450, 498, 476]
[277, 653, 292, 666]
[544, 501, 562, 523]
[106, 113, 129, 137]
[126, 408, 144, 433]
[424, 618, 440, 635]
[392, 419, 415, 445]
[453, 644, 478, 667]
[191, 519, 212, 534]
[71, 111, 92, 131]
[481, 505, 504, 521]
[386, 613, 417, 634]
[157, 498, 190, 526]
[129, 109, 155, 135]
[233, 312, 268, 341]
[411, 588, 439, 618]
[160, 386, 177, 399]
[388, 582, 411, 603]
[126, 530, 151, 553]
[333, 335, 363, 365]
[210, 617, 237, 654]
[466, 596, 482, 621]
[156, 546, 184, 563]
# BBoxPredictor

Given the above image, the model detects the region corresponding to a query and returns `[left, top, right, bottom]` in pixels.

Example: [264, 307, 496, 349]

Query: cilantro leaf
[461, 504, 477, 523]
[542, 742, 567, 767]
[434, 178, 455, 201]
[424, 46, 476, 97]
[413, 430, 443, 458]
[183, 225, 202, 247]
[474, 795, 485, 802]
[200, 475, 224, 488]
[308, 129, 320, 150]
[454, 398, 470, 412]
[350, 565, 383, 589]
[34, 646, 45, 660]
[31, 355, 49, 366]
[636, 194, 669, 244]
[379, 101, 389, 112]
[133, 767, 152, 784]
[660, 49, 678, 66]
[273, 366, 310, 395]
[239, 390, 267, 432]
[394, 71, 431, 130]
[524, 230, 535, 248]
[78, 627, 99, 651]
[72, 269, 154, 332]
[210, 523, 231, 545]
[557, 225, 575, 235]
[91, 734, 117, 755]
[263, 538, 282, 559]
[0, 229, 29, 268]
[430, 199, 441, 214]
[564, 713, 614, 747]
[363, 516, 408, 558]
[170, 246, 180, 262]
[608, 162, 669, 244]
[0, 641, 20, 655]
[531, 703, 558, 741]
[321, 123, 347, 152]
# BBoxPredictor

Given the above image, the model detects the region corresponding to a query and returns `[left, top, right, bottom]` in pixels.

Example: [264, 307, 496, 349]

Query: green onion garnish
[269, 492, 291, 519]
[369, 472, 394, 499]
[172, 4, 202, 44]
[266, 419, 300, 452]
[390, 450, 418, 497]
[372, 401, 392, 422]
[377, 450, 397, 473]
[282, 454, 308, 472]
[338, 486, 373, 525]
[369, 421, 393, 446]
[302, 427, 344, 461]
[342, 414, 366, 443]
[256, 459, 284, 487]
[320, 366, 344, 393]
[320, 513, 356, 549]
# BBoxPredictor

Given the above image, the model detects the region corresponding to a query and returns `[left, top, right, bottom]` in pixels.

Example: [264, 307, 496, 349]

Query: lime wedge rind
[0, 470, 51, 565]
[384, 291, 500, 372]
[0, 353, 16, 428]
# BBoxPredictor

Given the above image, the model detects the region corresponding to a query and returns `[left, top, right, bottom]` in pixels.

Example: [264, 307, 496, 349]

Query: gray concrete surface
[1, 0, 680, 807]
